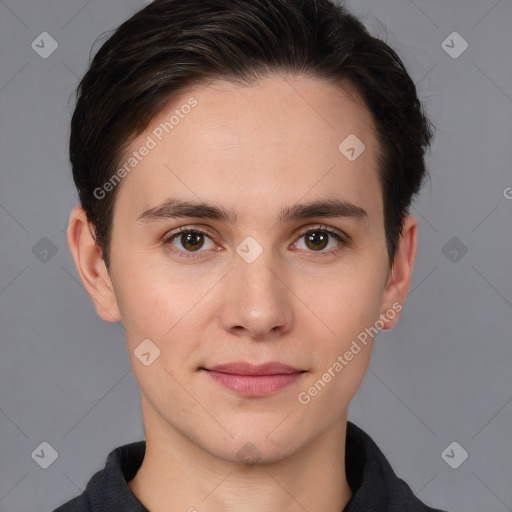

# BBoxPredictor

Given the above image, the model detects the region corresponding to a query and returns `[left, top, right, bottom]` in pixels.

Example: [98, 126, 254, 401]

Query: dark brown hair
[70, 0, 435, 271]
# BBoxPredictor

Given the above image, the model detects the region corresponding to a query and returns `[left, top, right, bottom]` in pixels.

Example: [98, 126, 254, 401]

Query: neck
[128, 401, 352, 512]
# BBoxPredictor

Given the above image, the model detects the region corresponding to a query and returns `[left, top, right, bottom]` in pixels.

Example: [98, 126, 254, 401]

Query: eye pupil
[305, 231, 328, 251]
[182, 232, 204, 251]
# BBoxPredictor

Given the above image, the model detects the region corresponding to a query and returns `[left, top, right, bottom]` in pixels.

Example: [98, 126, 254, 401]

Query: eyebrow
[136, 198, 368, 225]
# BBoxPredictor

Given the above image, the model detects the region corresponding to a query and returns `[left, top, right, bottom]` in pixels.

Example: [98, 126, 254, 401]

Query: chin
[202, 426, 301, 466]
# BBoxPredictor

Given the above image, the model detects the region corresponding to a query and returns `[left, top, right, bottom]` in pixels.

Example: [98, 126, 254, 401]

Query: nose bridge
[220, 235, 292, 335]
[234, 236, 284, 301]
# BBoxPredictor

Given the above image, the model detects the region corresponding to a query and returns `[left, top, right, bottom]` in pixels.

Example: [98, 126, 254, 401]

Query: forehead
[114, 75, 382, 223]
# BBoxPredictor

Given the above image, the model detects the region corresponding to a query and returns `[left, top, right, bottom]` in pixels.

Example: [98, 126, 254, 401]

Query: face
[71, 74, 415, 464]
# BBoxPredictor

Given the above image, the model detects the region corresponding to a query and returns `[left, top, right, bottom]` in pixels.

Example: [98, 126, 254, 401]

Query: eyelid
[161, 225, 214, 244]
[294, 223, 348, 242]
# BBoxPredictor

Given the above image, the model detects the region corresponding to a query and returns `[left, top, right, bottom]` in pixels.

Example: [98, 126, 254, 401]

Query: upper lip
[204, 362, 304, 375]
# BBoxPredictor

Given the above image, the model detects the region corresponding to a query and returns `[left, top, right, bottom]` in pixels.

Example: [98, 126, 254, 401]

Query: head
[67, 0, 434, 463]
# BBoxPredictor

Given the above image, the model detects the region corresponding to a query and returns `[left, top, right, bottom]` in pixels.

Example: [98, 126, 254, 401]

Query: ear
[379, 214, 417, 329]
[66, 205, 121, 323]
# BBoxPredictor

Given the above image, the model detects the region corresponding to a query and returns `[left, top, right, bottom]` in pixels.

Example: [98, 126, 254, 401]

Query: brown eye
[179, 231, 205, 251]
[304, 231, 329, 251]
[294, 226, 346, 255]
[162, 228, 215, 258]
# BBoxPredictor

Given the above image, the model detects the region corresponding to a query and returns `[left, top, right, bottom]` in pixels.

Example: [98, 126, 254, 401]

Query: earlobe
[380, 215, 418, 330]
[66, 205, 121, 323]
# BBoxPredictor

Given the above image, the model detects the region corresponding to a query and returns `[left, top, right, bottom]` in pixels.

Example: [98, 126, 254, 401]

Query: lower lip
[203, 370, 305, 397]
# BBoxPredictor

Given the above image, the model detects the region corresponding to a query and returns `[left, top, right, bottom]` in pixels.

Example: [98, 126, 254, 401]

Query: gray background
[0, 0, 511, 510]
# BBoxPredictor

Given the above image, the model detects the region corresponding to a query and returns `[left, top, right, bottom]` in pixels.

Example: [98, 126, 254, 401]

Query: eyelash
[161, 225, 347, 260]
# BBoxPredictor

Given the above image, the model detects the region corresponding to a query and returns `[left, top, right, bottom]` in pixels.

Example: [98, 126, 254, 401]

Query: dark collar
[343, 422, 446, 511]
[54, 421, 447, 511]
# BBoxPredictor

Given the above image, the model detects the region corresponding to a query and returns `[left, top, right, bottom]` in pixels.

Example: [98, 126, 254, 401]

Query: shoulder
[345, 422, 449, 512]
[51, 440, 146, 512]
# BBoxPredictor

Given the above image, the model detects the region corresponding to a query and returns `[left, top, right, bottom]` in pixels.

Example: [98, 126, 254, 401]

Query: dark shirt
[53, 421, 448, 511]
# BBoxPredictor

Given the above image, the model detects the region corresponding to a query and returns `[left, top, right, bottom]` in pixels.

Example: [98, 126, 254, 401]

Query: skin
[67, 74, 417, 512]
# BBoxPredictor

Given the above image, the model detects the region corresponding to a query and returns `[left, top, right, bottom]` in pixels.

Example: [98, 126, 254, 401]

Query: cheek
[315, 263, 385, 342]
[111, 259, 183, 345]
[296, 278, 380, 417]
[113, 259, 216, 374]
[300, 261, 384, 396]
[115, 269, 200, 401]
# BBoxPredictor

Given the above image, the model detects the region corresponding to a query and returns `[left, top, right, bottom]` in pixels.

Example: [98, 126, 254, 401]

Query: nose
[218, 246, 294, 340]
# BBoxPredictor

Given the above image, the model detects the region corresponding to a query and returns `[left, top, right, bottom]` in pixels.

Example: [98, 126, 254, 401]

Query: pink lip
[202, 361, 306, 397]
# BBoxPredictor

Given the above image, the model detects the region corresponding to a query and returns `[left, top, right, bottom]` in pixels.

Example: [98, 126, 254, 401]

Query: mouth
[202, 361, 306, 375]
[200, 361, 307, 397]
